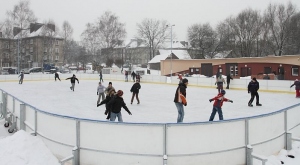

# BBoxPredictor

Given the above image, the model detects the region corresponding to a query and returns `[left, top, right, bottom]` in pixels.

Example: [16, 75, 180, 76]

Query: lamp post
[166, 24, 175, 81]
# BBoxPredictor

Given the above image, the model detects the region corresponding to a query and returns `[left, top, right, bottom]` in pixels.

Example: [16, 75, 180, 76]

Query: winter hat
[252, 77, 256, 81]
[117, 90, 123, 96]
[109, 82, 112, 85]
[182, 78, 188, 84]
[221, 90, 226, 95]
[73, 74, 75, 77]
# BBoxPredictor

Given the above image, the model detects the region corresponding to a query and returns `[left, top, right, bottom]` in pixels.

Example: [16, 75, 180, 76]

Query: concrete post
[20, 104, 26, 131]
[286, 132, 292, 150]
[246, 145, 253, 165]
[72, 146, 79, 165]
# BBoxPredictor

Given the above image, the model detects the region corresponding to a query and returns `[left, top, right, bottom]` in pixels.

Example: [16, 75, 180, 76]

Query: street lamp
[166, 24, 175, 81]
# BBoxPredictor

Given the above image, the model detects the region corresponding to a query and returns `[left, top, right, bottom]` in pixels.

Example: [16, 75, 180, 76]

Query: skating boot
[256, 103, 262, 106]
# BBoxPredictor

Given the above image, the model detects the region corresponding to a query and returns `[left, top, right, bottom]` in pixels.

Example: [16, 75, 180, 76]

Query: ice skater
[131, 71, 136, 82]
[125, 70, 129, 82]
[208, 90, 233, 121]
[174, 78, 188, 123]
[54, 72, 61, 81]
[66, 74, 79, 91]
[97, 89, 116, 120]
[130, 79, 141, 104]
[136, 73, 142, 82]
[97, 82, 106, 105]
[226, 74, 233, 89]
[105, 82, 115, 95]
[99, 71, 103, 82]
[215, 74, 226, 93]
[107, 90, 132, 122]
[18, 71, 24, 84]
[248, 77, 262, 107]
[290, 79, 300, 98]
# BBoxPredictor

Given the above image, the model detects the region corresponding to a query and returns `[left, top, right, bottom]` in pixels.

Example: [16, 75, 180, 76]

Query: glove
[97, 92, 98, 95]
[215, 83, 217, 85]
[229, 100, 233, 103]
[128, 112, 132, 115]
[209, 99, 213, 102]
[248, 91, 250, 93]
[184, 103, 187, 106]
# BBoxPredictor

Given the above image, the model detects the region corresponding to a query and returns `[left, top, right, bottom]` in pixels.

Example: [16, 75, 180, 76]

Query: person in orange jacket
[208, 90, 233, 121]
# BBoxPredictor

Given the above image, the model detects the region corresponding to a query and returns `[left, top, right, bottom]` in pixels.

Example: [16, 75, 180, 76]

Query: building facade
[0, 36, 64, 71]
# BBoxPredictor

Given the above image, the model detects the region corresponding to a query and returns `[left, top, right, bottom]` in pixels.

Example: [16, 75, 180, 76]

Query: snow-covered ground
[0, 78, 300, 165]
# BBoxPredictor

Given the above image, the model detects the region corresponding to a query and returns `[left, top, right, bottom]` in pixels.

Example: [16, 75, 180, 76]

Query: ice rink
[0, 79, 298, 123]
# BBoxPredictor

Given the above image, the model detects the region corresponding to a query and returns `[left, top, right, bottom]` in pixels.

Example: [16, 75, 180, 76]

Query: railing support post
[20, 104, 26, 131]
[286, 132, 292, 150]
[246, 145, 253, 165]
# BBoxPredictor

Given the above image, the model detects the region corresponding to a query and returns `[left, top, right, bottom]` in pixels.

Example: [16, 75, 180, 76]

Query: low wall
[0, 74, 299, 165]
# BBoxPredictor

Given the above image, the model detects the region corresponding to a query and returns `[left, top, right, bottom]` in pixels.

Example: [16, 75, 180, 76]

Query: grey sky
[1, 0, 299, 42]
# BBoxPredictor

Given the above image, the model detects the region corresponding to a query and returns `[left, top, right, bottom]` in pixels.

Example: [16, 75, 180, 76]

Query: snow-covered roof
[148, 49, 191, 63]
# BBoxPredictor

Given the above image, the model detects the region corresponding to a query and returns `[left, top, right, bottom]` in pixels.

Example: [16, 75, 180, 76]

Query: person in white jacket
[97, 82, 106, 105]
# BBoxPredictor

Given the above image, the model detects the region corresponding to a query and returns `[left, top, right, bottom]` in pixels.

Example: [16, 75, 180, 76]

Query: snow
[0, 78, 300, 164]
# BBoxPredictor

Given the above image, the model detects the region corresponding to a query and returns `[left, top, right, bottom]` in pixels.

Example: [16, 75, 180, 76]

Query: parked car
[28, 67, 42, 73]
[22, 68, 30, 74]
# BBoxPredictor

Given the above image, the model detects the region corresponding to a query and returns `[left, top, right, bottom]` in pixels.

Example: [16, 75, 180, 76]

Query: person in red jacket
[290, 79, 300, 98]
[208, 90, 233, 121]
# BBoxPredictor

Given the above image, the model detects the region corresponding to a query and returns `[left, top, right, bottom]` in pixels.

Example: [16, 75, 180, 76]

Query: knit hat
[252, 77, 256, 81]
[109, 82, 112, 85]
[117, 90, 123, 96]
[221, 90, 226, 95]
[182, 78, 188, 84]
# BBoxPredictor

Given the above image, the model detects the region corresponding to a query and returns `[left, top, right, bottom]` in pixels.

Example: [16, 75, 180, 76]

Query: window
[55, 56, 59, 60]
[3, 63, 9, 67]
[44, 48, 47, 53]
[30, 39, 33, 44]
[292, 66, 299, 76]
[30, 47, 33, 52]
[55, 48, 59, 54]
[49, 48, 52, 53]
[235, 66, 238, 76]
[22, 48, 25, 53]
[14, 49, 17, 54]
[55, 40, 59, 45]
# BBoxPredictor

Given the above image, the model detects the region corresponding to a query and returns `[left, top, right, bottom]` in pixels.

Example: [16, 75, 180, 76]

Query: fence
[0, 74, 299, 165]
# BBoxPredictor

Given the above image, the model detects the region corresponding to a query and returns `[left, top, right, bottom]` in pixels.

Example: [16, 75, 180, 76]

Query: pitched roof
[148, 49, 191, 63]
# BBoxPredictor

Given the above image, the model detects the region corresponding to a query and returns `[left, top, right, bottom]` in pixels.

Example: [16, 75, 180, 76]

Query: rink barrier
[1, 76, 300, 165]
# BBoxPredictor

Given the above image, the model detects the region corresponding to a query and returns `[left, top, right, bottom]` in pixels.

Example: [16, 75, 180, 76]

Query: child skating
[208, 90, 233, 121]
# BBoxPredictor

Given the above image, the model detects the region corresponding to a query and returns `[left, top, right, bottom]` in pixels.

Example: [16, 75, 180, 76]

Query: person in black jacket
[226, 74, 233, 89]
[54, 72, 61, 81]
[248, 77, 262, 107]
[174, 78, 188, 123]
[290, 79, 300, 98]
[131, 71, 136, 82]
[130, 79, 141, 104]
[66, 74, 79, 91]
[97, 89, 116, 120]
[107, 90, 132, 122]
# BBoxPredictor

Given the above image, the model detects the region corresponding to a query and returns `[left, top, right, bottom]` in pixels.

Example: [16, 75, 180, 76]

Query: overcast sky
[1, 0, 300, 42]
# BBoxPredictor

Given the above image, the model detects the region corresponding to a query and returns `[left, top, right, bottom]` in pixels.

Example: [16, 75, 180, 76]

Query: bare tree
[61, 20, 73, 64]
[136, 18, 169, 60]
[187, 23, 218, 58]
[6, 0, 37, 38]
[96, 11, 126, 52]
[264, 2, 297, 56]
[81, 23, 99, 55]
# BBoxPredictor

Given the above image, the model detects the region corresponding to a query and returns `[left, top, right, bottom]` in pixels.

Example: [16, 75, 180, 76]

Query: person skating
[136, 73, 142, 82]
[66, 74, 79, 91]
[174, 78, 188, 123]
[105, 82, 115, 95]
[97, 82, 106, 105]
[208, 90, 233, 121]
[248, 77, 262, 107]
[177, 73, 183, 83]
[54, 72, 61, 81]
[18, 71, 24, 84]
[215, 74, 226, 93]
[107, 90, 132, 122]
[99, 71, 103, 82]
[226, 74, 233, 89]
[97, 89, 116, 120]
[130, 79, 141, 104]
[290, 79, 300, 98]
[125, 70, 129, 82]
[131, 71, 136, 82]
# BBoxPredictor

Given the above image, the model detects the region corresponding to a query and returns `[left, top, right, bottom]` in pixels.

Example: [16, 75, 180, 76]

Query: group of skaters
[96, 79, 141, 122]
[124, 70, 141, 82]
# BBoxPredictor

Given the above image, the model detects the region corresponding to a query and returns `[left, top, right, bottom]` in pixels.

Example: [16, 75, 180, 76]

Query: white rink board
[287, 107, 300, 131]
[167, 148, 245, 165]
[248, 113, 285, 144]
[166, 121, 245, 154]
[25, 106, 36, 130]
[37, 113, 77, 145]
[80, 150, 162, 165]
[252, 135, 285, 156]
[80, 121, 164, 155]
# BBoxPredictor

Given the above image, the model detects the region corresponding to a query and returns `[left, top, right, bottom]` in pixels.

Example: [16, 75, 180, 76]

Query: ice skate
[248, 104, 253, 107]
[256, 103, 262, 106]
